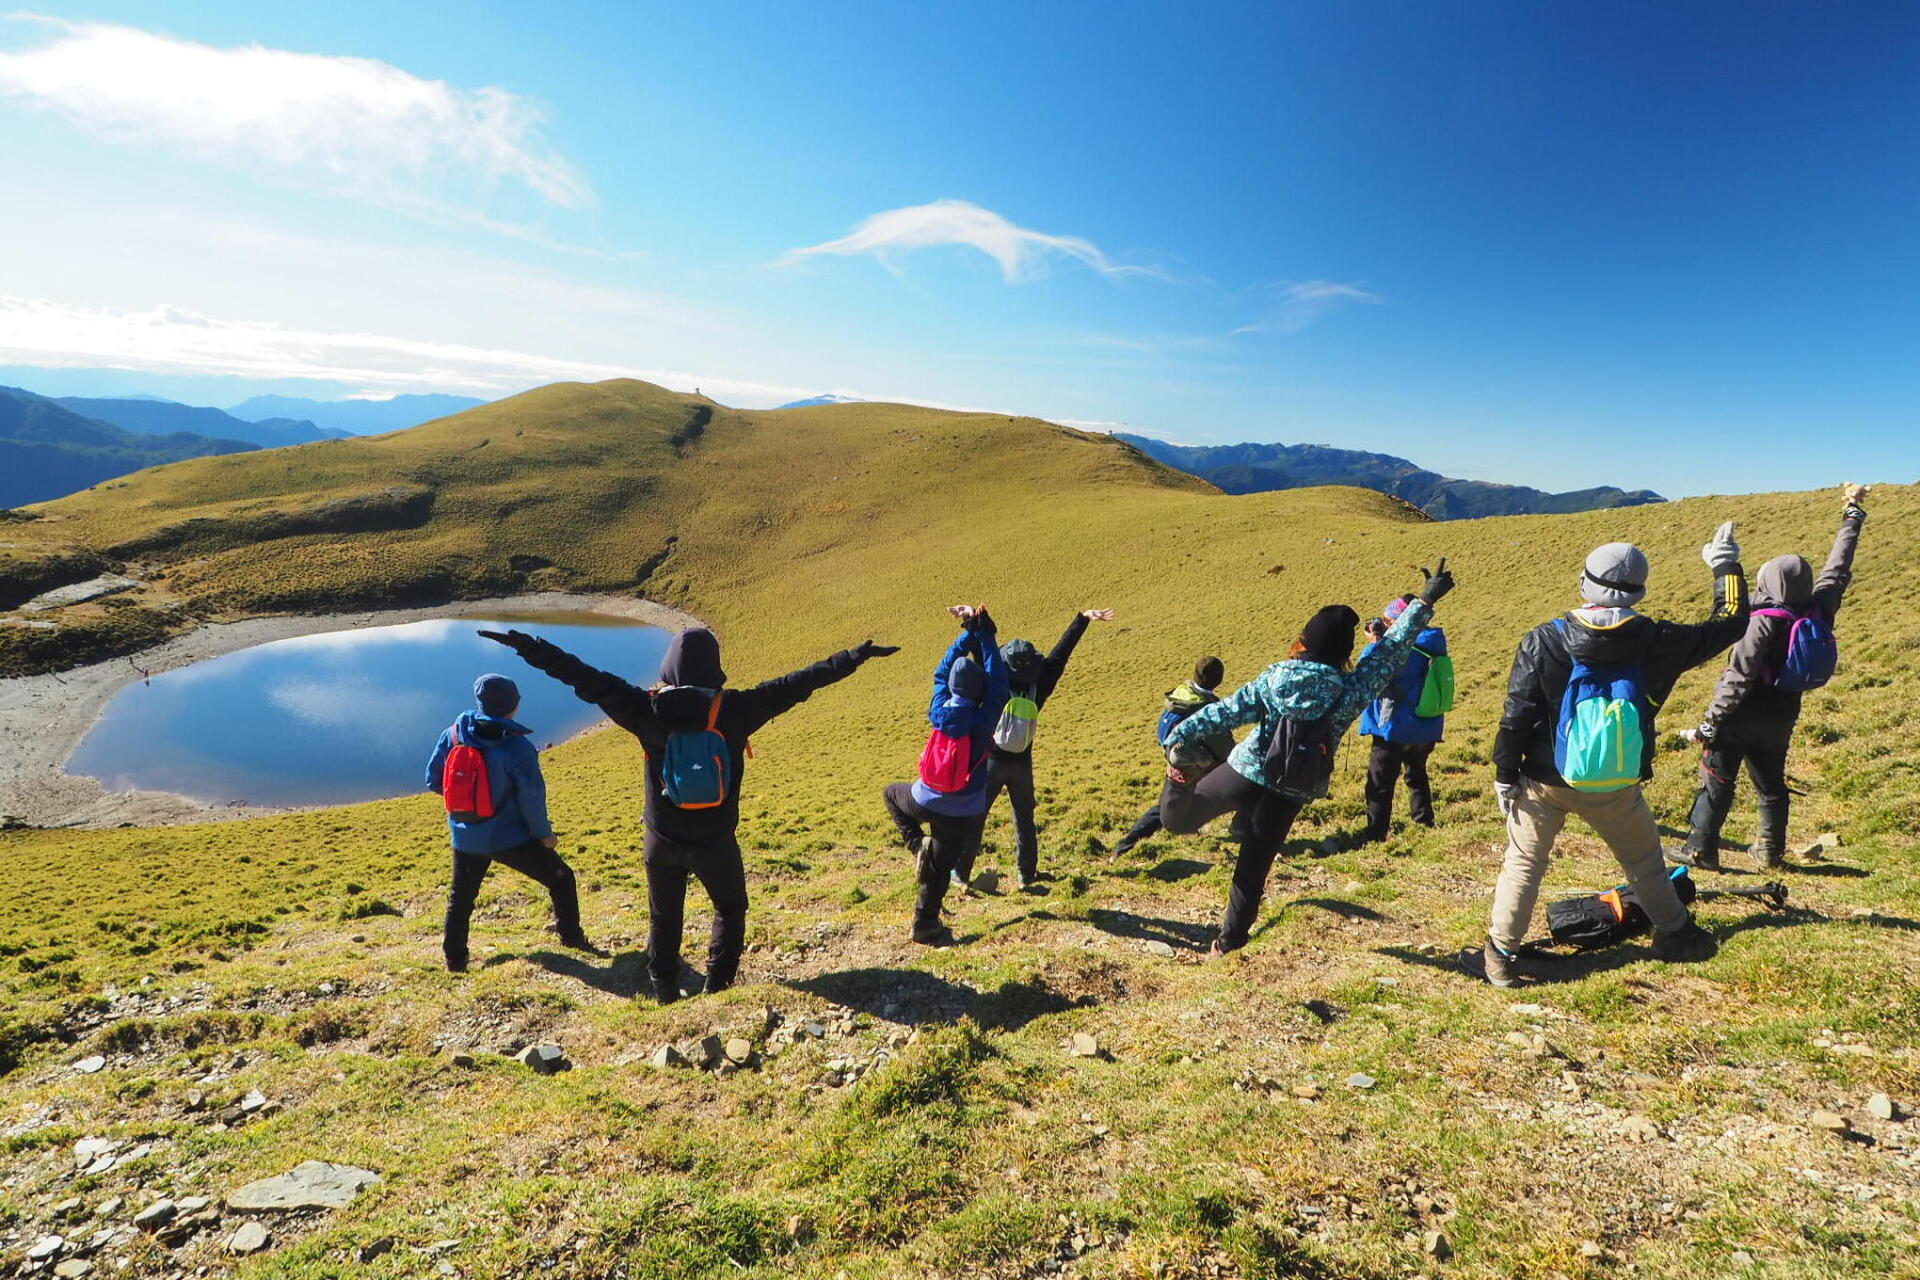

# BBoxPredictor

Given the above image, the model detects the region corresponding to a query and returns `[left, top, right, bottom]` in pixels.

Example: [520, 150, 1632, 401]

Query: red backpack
[442, 731, 494, 822]
[917, 727, 977, 794]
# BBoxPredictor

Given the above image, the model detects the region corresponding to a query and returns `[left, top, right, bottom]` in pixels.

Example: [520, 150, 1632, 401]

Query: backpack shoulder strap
[705, 690, 725, 733]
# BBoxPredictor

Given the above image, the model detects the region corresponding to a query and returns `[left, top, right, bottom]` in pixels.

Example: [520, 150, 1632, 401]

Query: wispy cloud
[0, 15, 590, 234]
[1234, 281, 1383, 334]
[784, 199, 1165, 283]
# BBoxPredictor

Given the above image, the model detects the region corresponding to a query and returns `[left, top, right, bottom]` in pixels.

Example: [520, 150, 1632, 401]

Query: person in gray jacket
[1673, 485, 1869, 871]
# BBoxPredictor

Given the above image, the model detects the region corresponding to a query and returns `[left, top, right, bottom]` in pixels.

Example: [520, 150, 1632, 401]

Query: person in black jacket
[1673, 485, 1869, 871]
[956, 608, 1113, 889]
[481, 625, 897, 1003]
[1474, 522, 1749, 988]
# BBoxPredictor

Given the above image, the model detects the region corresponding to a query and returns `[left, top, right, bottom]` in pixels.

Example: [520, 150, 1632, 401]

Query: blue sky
[1, 2, 1915, 497]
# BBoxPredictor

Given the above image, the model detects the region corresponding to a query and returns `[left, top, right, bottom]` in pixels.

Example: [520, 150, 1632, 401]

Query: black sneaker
[557, 930, 600, 954]
[444, 952, 469, 974]
[1651, 921, 1717, 964]
[911, 924, 957, 948]
[1668, 844, 1720, 872]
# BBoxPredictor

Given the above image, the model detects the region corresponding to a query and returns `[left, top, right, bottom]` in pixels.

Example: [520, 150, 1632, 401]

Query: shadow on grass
[1291, 897, 1389, 923]
[527, 949, 662, 1000]
[1087, 907, 1213, 949]
[787, 967, 1088, 1031]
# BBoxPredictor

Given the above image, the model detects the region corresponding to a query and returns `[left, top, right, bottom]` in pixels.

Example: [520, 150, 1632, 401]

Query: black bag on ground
[1263, 715, 1337, 801]
[1547, 866, 1699, 950]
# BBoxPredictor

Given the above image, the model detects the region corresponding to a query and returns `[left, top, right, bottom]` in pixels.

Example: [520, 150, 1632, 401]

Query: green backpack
[1412, 646, 1455, 719]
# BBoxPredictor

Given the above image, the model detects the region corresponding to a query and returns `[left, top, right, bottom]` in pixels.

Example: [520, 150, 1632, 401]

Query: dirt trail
[0, 592, 697, 830]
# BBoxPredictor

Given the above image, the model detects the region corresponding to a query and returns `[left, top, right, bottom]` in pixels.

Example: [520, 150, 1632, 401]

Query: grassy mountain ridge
[1118, 432, 1666, 520]
[1, 380, 1916, 1278]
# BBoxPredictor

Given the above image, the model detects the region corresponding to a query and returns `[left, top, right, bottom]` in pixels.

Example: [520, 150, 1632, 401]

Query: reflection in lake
[70, 613, 670, 807]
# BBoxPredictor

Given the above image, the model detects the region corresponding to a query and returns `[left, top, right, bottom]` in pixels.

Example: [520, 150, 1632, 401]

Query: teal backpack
[1552, 621, 1647, 793]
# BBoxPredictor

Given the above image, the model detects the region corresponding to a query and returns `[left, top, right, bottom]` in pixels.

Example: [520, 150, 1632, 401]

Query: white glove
[1678, 727, 1700, 744]
[1495, 781, 1518, 820]
[1701, 520, 1740, 572]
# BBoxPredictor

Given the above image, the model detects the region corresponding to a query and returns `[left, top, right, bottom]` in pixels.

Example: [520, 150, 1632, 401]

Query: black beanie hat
[1194, 655, 1225, 690]
[1297, 605, 1360, 670]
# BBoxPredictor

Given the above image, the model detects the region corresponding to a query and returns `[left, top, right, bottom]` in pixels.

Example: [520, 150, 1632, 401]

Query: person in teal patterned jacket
[1161, 560, 1456, 953]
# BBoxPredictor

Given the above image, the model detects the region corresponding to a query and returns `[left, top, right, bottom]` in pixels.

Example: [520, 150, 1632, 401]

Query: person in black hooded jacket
[481, 625, 898, 1002]
[1673, 485, 1869, 871]
[956, 607, 1114, 889]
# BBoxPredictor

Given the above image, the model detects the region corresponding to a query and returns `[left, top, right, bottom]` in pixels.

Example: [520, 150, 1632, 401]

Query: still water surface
[70, 613, 669, 807]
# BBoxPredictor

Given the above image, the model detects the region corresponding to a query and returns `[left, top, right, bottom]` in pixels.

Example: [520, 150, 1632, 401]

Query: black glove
[1417, 557, 1454, 605]
[856, 640, 901, 660]
[478, 629, 560, 664]
[965, 608, 996, 635]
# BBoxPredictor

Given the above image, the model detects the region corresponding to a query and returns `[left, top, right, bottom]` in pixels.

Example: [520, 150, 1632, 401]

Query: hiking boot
[444, 951, 469, 974]
[557, 929, 599, 954]
[911, 923, 957, 948]
[1667, 843, 1720, 872]
[1651, 920, 1718, 964]
[1474, 939, 1520, 988]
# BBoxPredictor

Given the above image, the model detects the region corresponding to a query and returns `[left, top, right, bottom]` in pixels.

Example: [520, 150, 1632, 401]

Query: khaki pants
[1489, 778, 1690, 953]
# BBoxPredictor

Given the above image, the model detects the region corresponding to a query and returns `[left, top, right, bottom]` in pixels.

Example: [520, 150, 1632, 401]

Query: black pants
[959, 751, 1039, 882]
[1363, 739, 1436, 838]
[444, 839, 581, 966]
[1158, 766, 1305, 950]
[883, 782, 986, 937]
[1114, 804, 1162, 854]
[644, 830, 750, 999]
[1687, 740, 1791, 860]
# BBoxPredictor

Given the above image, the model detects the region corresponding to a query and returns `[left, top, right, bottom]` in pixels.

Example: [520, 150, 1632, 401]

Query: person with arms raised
[1673, 485, 1870, 872]
[1474, 523, 1749, 988]
[1161, 562, 1456, 955]
[1356, 596, 1452, 845]
[480, 625, 898, 1003]
[426, 674, 593, 973]
[957, 607, 1115, 890]
[883, 605, 1011, 946]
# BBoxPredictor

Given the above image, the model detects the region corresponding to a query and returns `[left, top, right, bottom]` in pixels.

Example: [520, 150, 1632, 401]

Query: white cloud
[785, 199, 1163, 283]
[1235, 281, 1383, 334]
[0, 16, 589, 231]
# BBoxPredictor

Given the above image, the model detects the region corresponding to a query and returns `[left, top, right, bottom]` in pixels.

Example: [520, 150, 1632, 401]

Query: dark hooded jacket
[509, 626, 872, 845]
[990, 612, 1090, 760]
[1493, 565, 1749, 788]
[1700, 507, 1864, 747]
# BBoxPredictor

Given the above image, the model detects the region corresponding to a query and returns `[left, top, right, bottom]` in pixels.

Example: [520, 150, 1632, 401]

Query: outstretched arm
[1167, 678, 1265, 748]
[478, 630, 656, 736]
[1814, 487, 1867, 616]
[1333, 597, 1435, 728]
[1035, 610, 1102, 705]
[1659, 523, 1751, 672]
[735, 641, 899, 733]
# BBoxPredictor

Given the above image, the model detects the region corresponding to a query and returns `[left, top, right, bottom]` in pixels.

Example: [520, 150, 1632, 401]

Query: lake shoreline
[0, 592, 698, 832]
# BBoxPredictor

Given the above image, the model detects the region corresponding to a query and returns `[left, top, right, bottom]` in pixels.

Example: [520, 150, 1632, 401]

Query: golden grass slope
[1, 380, 1917, 1278]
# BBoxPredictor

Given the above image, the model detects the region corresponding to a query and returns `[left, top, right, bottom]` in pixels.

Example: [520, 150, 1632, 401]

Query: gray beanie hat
[948, 655, 986, 702]
[1581, 543, 1649, 608]
[474, 673, 521, 717]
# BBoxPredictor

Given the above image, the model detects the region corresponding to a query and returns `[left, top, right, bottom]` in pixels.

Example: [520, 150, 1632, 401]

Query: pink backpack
[917, 728, 976, 793]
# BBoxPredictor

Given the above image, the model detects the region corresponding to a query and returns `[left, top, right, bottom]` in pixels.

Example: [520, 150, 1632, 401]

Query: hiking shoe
[557, 930, 599, 954]
[1753, 844, 1785, 872]
[950, 870, 969, 891]
[1474, 939, 1520, 988]
[1651, 921, 1718, 964]
[444, 951, 469, 974]
[1207, 939, 1229, 959]
[911, 924, 957, 948]
[1667, 843, 1720, 872]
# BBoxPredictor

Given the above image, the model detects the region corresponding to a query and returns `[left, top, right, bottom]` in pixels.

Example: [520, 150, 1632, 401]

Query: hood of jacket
[660, 627, 726, 689]
[1756, 554, 1814, 608]
[1164, 680, 1219, 712]
[652, 683, 720, 727]
[455, 710, 531, 748]
[1560, 606, 1655, 665]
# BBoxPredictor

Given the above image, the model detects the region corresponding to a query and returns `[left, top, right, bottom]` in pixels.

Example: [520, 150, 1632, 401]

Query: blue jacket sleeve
[1167, 678, 1265, 746]
[425, 730, 452, 794]
[1334, 600, 1433, 729]
[512, 743, 554, 841]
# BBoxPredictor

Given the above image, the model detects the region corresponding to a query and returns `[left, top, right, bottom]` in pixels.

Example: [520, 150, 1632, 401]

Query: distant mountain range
[775, 394, 866, 409]
[54, 396, 346, 450]
[229, 393, 488, 435]
[1115, 433, 1665, 520]
[0, 387, 257, 509]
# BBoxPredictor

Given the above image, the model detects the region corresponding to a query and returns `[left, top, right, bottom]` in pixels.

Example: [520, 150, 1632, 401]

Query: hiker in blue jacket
[426, 674, 592, 973]
[481, 626, 899, 1002]
[1161, 562, 1456, 954]
[882, 605, 1011, 946]
[1357, 596, 1448, 844]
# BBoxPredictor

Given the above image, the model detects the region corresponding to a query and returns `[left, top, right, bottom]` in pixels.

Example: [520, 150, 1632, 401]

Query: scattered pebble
[515, 1044, 571, 1075]
[1143, 940, 1177, 958]
[1346, 1073, 1377, 1091]
[1067, 1033, 1103, 1059]
[650, 1043, 689, 1070]
[72, 1056, 106, 1075]
[1423, 1230, 1451, 1259]
[133, 1200, 177, 1229]
[1809, 1110, 1851, 1133]
[1867, 1093, 1899, 1122]
[228, 1221, 271, 1254]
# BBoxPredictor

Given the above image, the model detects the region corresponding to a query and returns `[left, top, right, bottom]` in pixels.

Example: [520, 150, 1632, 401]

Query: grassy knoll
[1, 381, 1916, 1278]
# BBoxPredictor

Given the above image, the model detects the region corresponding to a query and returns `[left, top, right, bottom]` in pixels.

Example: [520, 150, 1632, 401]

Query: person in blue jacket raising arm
[883, 604, 1011, 947]
[1161, 562, 1456, 955]
[1357, 595, 1451, 844]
